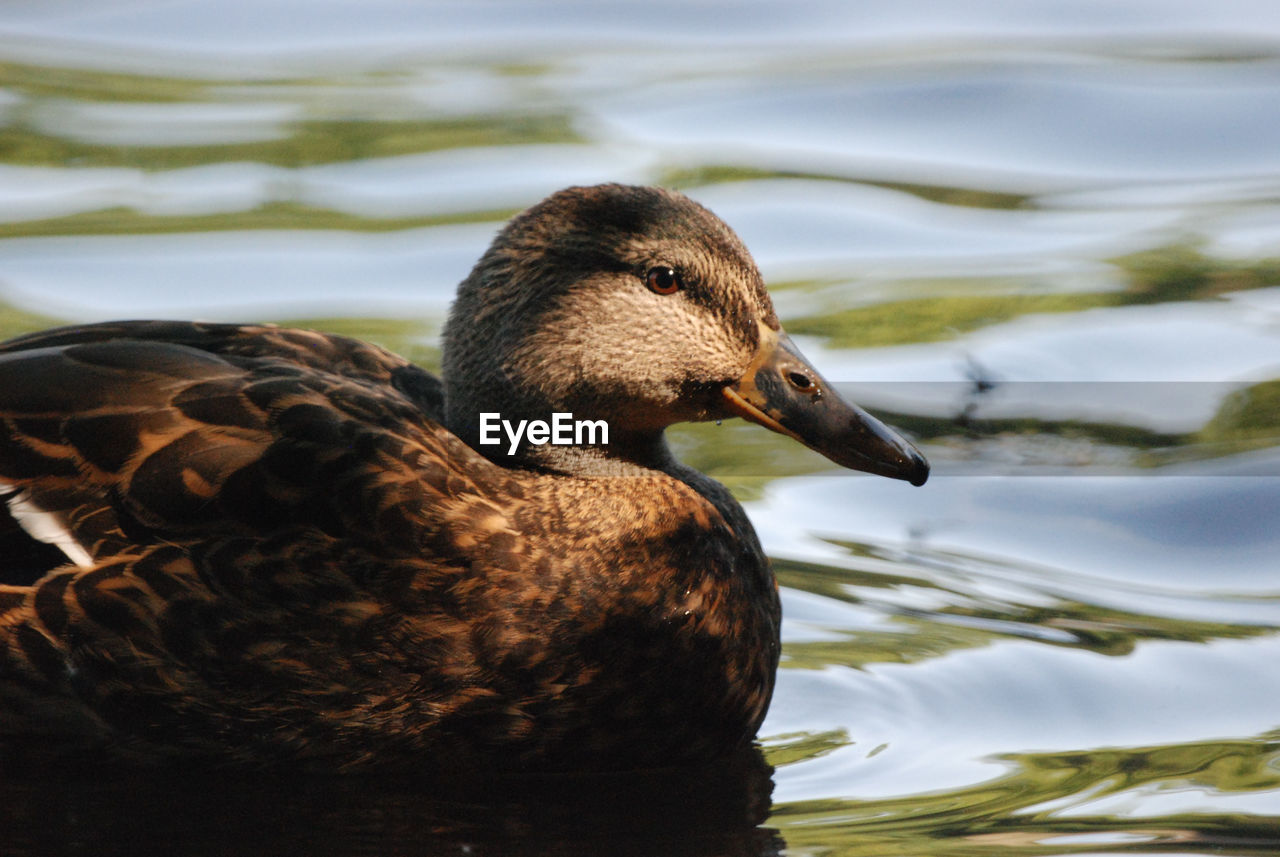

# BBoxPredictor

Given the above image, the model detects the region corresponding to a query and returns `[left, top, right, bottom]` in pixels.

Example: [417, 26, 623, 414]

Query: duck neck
[446, 401, 680, 478]
[521, 425, 679, 478]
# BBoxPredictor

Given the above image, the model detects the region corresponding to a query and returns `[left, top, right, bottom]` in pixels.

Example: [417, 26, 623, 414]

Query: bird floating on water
[0, 184, 927, 771]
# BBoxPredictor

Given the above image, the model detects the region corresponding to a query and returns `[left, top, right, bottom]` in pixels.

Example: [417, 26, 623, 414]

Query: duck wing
[0, 320, 444, 418]
[0, 321, 451, 580]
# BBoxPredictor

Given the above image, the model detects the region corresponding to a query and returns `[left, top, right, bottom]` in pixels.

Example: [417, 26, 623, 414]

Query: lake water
[1, 2, 1278, 855]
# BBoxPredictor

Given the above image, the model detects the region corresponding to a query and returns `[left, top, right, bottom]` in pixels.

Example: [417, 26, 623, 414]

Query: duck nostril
[787, 371, 814, 391]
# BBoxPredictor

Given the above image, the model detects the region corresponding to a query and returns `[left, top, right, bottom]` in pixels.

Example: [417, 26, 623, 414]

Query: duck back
[0, 321, 778, 770]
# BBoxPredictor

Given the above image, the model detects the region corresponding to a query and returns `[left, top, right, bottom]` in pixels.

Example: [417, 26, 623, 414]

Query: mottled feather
[0, 319, 777, 770]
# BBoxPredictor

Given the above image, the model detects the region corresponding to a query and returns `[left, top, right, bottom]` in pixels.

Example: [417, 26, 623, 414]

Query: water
[1, 2, 1279, 854]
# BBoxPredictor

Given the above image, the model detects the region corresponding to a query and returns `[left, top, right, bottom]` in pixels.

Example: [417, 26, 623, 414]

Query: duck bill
[722, 324, 929, 486]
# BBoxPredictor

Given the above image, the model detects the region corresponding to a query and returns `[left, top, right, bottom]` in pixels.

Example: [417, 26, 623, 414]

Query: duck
[0, 184, 927, 772]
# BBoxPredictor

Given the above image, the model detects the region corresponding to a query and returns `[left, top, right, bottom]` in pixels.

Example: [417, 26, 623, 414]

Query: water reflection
[598, 56, 1280, 187]
[1, 748, 780, 857]
[771, 736, 1280, 855]
[0, 229, 476, 320]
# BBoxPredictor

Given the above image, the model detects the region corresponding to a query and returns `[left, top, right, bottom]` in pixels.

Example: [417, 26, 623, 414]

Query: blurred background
[1, 2, 1279, 855]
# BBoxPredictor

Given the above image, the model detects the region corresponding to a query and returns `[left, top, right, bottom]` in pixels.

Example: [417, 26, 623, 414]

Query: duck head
[442, 184, 928, 486]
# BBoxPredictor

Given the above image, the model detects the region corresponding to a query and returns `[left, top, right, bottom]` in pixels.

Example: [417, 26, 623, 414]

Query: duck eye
[645, 266, 682, 295]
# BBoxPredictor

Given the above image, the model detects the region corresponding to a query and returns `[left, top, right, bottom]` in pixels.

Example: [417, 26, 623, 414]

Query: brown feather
[0, 186, 815, 772]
